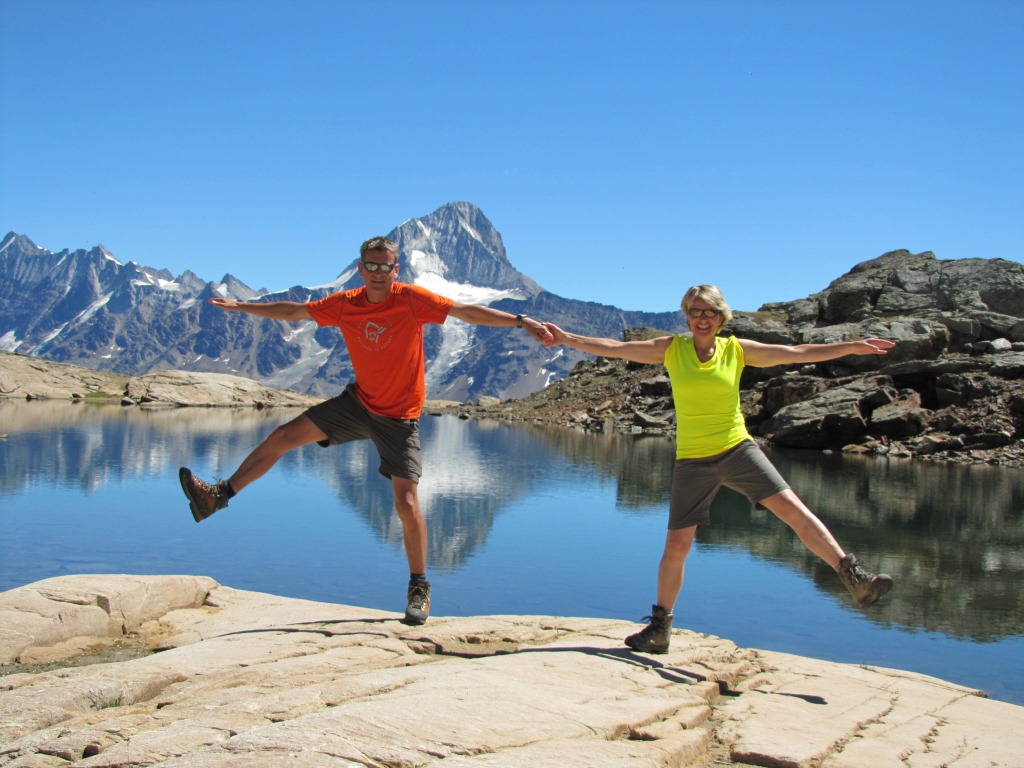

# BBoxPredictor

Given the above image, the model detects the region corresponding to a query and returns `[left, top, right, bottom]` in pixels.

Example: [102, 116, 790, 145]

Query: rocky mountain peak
[1, 231, 46, 257]
[388, 202, 543, 296]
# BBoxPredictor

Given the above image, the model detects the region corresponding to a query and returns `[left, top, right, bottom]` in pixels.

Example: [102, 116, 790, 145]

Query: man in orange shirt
[179, 236, 552, 625]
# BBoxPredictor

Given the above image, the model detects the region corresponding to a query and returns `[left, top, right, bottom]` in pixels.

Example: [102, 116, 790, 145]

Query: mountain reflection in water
[1, 400, 1022, 703]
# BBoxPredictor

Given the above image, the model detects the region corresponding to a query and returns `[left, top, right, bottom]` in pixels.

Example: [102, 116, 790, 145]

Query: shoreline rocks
[0, 353, 318, 409]
[433, 344, 1024, 469]
[2, 575, 1021, 767]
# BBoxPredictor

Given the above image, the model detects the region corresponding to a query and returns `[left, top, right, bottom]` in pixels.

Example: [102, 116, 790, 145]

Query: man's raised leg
[179, 414, 327, 522]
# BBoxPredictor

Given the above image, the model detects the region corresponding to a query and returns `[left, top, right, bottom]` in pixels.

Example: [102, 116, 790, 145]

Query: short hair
[681, 284, 733, 325]
[359, 237, 399, 260]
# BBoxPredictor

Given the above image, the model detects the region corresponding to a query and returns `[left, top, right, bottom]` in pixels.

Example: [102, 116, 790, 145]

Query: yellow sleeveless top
[664, 335, 751, 459]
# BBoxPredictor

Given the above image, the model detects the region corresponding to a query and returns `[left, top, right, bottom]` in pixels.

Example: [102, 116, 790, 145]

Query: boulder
[763, 376, 896, 449]
[869, 390, 931, 438]
[0, 575, 216, 664]
[800, 317, 949, 369]
[639, 373, 672, 397]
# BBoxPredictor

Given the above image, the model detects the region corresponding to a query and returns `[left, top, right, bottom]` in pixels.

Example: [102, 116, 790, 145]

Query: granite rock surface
[2, 575, 1021, 767]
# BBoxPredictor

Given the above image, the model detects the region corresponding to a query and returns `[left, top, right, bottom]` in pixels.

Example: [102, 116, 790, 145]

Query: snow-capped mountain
[0, 202, 686, 401]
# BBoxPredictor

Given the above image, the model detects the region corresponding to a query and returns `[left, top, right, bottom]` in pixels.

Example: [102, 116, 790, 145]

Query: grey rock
[763, 376, 895, 449]
[870, 391, 930, 438]
[638, 374, 671, 397]
[991, 337, 1013, 352]
[632, 410, 669, 429]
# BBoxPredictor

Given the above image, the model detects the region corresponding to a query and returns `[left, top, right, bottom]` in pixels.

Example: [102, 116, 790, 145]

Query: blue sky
[2, 0, 1022, 313]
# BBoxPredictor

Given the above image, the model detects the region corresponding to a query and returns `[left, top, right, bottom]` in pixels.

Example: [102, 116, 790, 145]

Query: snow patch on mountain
[263, 321, 334, 392]
[0, 330, 19, 352]
[425, 316, 473, 395]
[412, 272, 527, 397]
[73, 295, 113, 327]
[132, 274, 181, 291]
[407, 249, 447, 279]
[413, 273, 525, 305]
[311, 266, 358, 292]
[39, 323, 68, 346]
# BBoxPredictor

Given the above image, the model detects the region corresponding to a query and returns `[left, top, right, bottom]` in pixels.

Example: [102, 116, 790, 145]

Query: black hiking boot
[402, 579, 431, 626]
[178, 467, 231, 523]
[838, 553, 893, 608]
[625, 604, 673, 654]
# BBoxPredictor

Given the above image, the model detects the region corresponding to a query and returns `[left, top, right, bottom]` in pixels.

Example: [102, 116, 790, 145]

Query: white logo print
[364, 321, 388, 345]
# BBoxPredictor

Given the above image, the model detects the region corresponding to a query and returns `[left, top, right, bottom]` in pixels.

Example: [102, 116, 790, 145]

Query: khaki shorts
[305, 384, 422, 482]
[668, 440, 790, 530]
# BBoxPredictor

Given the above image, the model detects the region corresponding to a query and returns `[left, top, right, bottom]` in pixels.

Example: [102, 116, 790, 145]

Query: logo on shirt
[357, 319, 393, 352]
[365, 322, 387, 343]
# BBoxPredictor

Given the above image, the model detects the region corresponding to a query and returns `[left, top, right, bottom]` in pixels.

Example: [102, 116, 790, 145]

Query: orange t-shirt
[306, 283, 453, 419]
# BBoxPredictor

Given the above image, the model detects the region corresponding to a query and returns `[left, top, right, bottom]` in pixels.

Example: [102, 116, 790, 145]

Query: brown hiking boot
[402, 580, 431, 626]
[178, 467, 230, 523]
[625, 604, 673, 654]
[838, 553, 893, 607]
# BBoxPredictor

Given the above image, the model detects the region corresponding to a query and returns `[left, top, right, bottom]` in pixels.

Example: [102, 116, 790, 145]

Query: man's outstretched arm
[447, 302, 554, 344]
[207, 297, 312, 322]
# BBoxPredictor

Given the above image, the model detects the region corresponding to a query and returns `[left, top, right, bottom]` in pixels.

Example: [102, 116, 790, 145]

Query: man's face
[358, 249, 400, 291]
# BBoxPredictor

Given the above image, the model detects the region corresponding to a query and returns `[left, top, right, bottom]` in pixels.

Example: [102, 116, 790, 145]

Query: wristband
[516, 314, 524, 328]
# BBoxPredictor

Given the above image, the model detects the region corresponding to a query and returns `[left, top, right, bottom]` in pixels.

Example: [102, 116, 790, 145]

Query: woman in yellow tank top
[543, 285, 895, 654]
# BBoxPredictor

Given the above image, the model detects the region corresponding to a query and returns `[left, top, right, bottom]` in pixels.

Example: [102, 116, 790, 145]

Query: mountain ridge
[0, 203, 687, 401]
[3, 204, 1024, 410]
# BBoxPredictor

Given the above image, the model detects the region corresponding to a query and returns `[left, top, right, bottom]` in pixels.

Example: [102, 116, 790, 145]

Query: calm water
[2, 400, 1023, 705]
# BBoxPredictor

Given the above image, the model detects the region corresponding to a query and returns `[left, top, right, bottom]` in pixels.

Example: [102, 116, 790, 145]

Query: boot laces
[847, 561, 874, 584]
[196, 477, 229, 499]
[408, 582, 430, 609]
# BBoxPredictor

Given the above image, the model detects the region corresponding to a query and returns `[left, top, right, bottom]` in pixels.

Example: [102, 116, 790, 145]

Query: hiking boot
[178, 467, 230, 523]
[402, 580, 431, 626]
[625, 604, 673, 654]
[838, 553, 893, 608]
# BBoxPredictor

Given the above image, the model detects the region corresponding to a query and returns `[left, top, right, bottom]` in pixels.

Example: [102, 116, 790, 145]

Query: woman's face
[685, 298, 726, 339]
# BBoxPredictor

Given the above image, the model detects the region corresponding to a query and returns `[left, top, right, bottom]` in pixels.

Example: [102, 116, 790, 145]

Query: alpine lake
[2, 400, 1022, 705]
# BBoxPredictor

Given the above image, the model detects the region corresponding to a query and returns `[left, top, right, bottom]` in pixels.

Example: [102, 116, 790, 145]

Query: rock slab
[1, 575, 1022, 767]
[0, 353, 318, 408]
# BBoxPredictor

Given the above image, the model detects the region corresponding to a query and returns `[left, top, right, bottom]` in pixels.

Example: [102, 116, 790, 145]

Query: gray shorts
[304, 384, 422, 482]
[668, 440, 790, 530]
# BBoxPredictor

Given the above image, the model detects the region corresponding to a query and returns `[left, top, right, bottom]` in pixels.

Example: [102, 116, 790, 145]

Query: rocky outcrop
[0, 576, 217, 665]
[0, 353, 318, 408]
[448, 345, 1024, 467]
[1, 575, 1020, 767]
[439, 251, 1024, 467]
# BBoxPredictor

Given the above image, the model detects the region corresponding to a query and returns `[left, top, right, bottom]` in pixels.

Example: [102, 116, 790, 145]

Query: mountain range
[0, 202, 687, 401]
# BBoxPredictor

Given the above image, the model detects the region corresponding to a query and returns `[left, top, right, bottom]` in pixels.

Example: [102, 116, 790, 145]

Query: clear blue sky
[2, 0, 1022, 313]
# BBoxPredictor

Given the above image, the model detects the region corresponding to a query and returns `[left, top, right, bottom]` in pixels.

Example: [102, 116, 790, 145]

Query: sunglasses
[360, 261, 398, 273]
[687, 308, 722, 319]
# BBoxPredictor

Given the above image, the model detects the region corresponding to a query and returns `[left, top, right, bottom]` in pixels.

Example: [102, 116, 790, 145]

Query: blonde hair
[681, 284, 732, 325]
